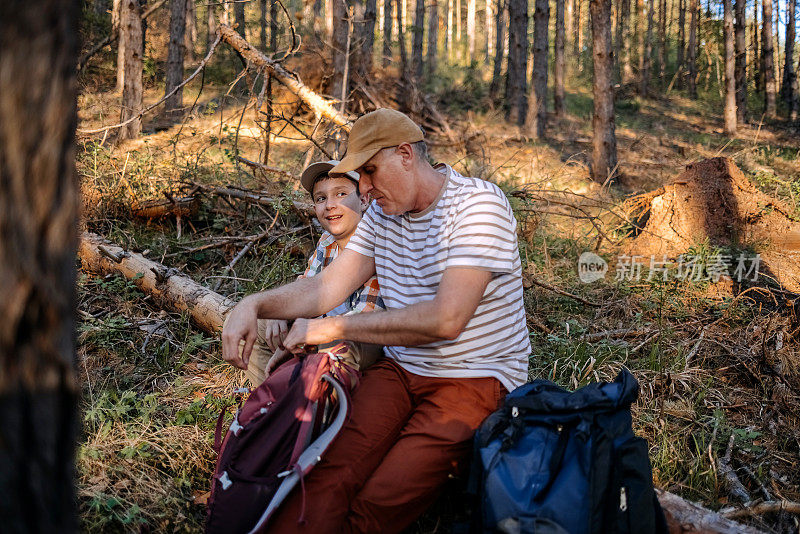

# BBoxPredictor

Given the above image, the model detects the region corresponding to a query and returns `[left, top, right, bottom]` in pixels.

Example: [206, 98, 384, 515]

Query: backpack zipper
[619, 486, 628, 512]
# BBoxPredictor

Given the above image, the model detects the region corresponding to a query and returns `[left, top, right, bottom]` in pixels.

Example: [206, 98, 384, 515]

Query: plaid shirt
[304, 232, 385, 316]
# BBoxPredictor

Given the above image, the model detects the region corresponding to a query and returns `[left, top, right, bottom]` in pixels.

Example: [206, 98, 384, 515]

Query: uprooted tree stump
[625, 157, 800, 293]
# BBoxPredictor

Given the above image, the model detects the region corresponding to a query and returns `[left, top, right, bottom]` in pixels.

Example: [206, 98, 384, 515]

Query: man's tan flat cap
[330, 109, 424, 175]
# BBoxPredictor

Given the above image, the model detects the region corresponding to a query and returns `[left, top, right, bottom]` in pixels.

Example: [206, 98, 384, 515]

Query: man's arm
[283, 267, 493, 351]
[222, 248, 375, 369]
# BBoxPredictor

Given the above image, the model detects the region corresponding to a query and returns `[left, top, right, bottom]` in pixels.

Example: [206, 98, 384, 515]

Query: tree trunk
[733, 0, 745, 122]
[412, 0, 425, 77]
[446, 0, 453, 59]
[753, 2, 760, 92]
[120, 0, 143, 140]
[575, 0, 582, 60]
[658, 0, 666, 83]
[525, 0, 549, 136]
[486, 0, 493, 61]
[615, 0, 623, 81]
[207, 1, 216, 53]
[780, 0, 796, 113]
[260, 0, 267, 50]
[722, 0, 736, 135]
[555, 0, 566, 115]
[506, 0, 528, 124]
[185, 0, 196, 62]
[115, 0, 125, 92]
[762, 0, 776, 116]
[636, 0, 644, 86]
[234, 0, 245, 36]
[489, 0, 506, 99]
[687, 0, 697, 97]
[467, 0, 476, 61]
[383, 0, 393, 65]
[427, 0, 439, 77]
[356, 0, 377, 79]
[456, 0, 462, 48]
[331, 0, 349, 99]
[620, 0, 632, 82]
[165, 0, 187, 117]
[590, 0, 618, 182]
[270, 0, 278, 50]
[396, 0, 410, 75]
[677, 0, 684, 85]
[640, 0, 653, 95]
[0, 0, 79, 530]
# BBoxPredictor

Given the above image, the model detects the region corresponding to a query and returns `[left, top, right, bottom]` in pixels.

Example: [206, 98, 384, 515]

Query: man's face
[355, 146, 413, 216]
[311, 177, 367, 241]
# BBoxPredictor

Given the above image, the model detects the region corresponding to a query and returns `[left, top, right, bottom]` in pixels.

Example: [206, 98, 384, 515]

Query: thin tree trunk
[234, 0, 245, 36]
[658, 0, 666, 83]
[677, 0, 684, 85]
[506, 0, 528, 124]
[165, 0, 187, 117]
[486, 0, 493, 61]
[0, 0, 79, 530]
[615, 0, 623, 80]
[621, 0, 632, 81]
[467, 0, 476, 61]
[332, 0, 350, 98]
[207, 1, 216, 53]
[555, 0, 566, 115]
[446, 0, 453, 58]
[185, 0, 196, 62]
[120, 0, 143, 140]
[383, 0, 393, 64]
[260, 0, 267, 50]
[115, 0, 125, 92]
[723, 0, 737, 134]
[427, 0, 439, 77]
[357, 0, 377, 79]
[590, 0, 618, 182]
[397, 0, 410, 75]
[641, 0, 653, 94]
[412, 0, 425, 77]
[525, 0, 549, 136]
[734, 0, 746, 122]
[636, 0, 644, 85]
[456, 0, 462, 47]
[753, 1, 761, 92]
[781, 0, 796, 111]
[490, 0, 506, 99]
[575, 0, 583, 60]
[270, 0, 278, 50]
[566, 0, 574, 39]
[687, 0, 697, 97]
[763, 0, 776, 116]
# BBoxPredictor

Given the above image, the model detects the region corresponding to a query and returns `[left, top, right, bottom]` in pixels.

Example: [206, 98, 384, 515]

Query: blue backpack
[469, 368, 666, 534]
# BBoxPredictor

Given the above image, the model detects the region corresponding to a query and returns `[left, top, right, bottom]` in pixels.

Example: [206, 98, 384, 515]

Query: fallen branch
[130, 194, 200, 219]
[722, 500, 800, 519]
[523, 275, 603, 307]
[79, 233, 233, 334]
[717, 434, 751, 503]
[218, 24, 352, 130]
[212, 211, 281, 291]
[192, 183, 314, 216]
[235, 155, 297, 182]
[656, 489, 765, 533]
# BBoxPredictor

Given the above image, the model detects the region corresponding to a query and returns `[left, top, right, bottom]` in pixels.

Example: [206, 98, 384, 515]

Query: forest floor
[75, 56, 800, 533]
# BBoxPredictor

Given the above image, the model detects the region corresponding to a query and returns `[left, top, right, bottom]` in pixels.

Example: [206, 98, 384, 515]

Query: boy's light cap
[330, 109, 424, 175]
[300, 160, 359, 193]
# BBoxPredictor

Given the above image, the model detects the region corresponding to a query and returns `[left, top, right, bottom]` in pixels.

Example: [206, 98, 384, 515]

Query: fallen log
[657, 489, 765, 533]
[217, 24, 352, 131]
[79, 233, 233, 334]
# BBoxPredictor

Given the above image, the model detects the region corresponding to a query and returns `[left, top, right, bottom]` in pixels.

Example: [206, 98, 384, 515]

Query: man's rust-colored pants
[268, 358, 506, 534]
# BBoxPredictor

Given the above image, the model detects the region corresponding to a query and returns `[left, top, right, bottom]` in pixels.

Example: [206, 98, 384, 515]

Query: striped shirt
[346, 164, 530, 391]
[304, 231, 385, 316]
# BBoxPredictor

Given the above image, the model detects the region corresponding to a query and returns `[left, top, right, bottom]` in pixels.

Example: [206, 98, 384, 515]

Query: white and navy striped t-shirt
[346, 164, 530, 392]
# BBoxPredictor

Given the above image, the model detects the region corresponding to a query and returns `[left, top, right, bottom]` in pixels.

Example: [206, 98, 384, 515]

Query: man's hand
[263, 319, 289, 352]
[221, 297, 259, 369]
[265, 347, 292, 376]
[283, 317, 343, 353]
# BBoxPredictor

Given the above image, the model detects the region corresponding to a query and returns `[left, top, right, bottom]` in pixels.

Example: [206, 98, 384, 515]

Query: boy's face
[311, 176, 368, 241]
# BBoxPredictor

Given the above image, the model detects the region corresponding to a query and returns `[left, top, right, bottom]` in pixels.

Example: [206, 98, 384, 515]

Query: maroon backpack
[206, 344, 358, 534]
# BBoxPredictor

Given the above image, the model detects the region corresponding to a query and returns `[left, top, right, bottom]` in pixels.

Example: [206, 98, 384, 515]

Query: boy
[244, 160, 384, 385]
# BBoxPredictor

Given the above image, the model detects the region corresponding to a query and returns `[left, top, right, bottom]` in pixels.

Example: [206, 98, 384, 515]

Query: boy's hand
[283, 317, 342, 353]
[222, 297, 259, 370]
[263, 319, 289, 352]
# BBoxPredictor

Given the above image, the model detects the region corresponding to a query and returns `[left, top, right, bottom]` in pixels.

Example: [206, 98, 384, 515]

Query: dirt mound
[625, 157, 800, 292]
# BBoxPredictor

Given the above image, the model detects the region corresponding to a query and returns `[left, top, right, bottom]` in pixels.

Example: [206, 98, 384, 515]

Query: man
[222, 108, 530, 533]
[245, 160, 384, 385]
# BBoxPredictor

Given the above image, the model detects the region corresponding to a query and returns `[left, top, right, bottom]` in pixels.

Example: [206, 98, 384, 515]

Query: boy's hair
[311, 174, 360, 196]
